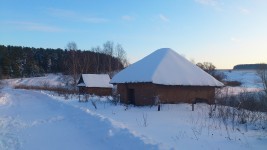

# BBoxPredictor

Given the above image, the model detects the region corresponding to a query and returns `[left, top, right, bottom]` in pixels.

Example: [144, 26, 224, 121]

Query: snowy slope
[111, 48, 223, 86]
[216, 70, 264, 94]
[220, 70, 263, 88]
[4, 74, 68, 88]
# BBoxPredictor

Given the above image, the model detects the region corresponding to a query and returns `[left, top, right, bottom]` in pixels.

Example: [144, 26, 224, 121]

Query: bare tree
[103, 41, 114, 73]
[0, 68, 2, 80]
[196, 62, 216, 74]
[78, 51, 93, 74]
[196, 62, 225, 82]
[257, 63, 267, 95]
[115, 44, 127, 70]
[66, 41, 79, 86]
[92, 46, 102, 73]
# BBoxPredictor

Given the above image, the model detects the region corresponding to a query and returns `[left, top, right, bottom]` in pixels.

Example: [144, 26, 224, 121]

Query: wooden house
[77, 74, 113, 96]
[110, 48, 223, 105]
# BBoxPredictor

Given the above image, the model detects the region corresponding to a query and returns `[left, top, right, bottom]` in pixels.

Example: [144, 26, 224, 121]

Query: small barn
[77, 74, 113, 96]
[110, 48, 224, 105]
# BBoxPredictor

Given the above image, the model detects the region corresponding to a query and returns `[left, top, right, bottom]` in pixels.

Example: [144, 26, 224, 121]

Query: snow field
[0, 69, 266, 150]
[220, 70, 263, 88]
[46, 92, 267, 150]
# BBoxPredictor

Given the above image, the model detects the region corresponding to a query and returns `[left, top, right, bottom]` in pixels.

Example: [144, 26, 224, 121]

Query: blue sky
[1, 0, 267, 69]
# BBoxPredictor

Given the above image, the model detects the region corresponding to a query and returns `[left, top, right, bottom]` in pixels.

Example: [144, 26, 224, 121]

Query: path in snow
[0, 88, 158, 150]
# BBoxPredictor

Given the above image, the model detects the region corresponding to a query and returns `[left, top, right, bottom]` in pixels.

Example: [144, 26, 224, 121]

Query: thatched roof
[111, 48, 223, 87]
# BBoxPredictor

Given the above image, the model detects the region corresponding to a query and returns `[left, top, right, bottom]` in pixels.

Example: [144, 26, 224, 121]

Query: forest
[0, 41, 128, 79]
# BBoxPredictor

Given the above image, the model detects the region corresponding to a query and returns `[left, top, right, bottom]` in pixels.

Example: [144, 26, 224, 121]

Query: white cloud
[82, 17, 108, 23]
[122, 15, 134, 21]
[195, 0, 218, 6]
[4, 21, 63, 32]
[239, 7, 250, 15]
[195, 0, 223, 11]
[159, 14, 169, 22]
[231, 37, 241, 43]
[48, 8, 108, 23]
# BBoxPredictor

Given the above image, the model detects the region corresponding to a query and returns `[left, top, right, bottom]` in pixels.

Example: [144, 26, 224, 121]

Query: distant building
[77, 74, 113, 96]
[110, 48, 223, 105]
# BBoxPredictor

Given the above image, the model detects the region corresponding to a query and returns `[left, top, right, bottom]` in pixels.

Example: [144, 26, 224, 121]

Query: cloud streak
[122, 15, 134, 21]
[195, 0, 223, 11]
[159, 14, 169, 22]
[48, 8, 108, 23]
[239, 7, 250, 15]
[195, 0, 218, 6]
[4, 21, 63, 32]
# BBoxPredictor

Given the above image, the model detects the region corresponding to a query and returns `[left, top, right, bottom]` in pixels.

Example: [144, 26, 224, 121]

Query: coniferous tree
[0, 42, 127, 79]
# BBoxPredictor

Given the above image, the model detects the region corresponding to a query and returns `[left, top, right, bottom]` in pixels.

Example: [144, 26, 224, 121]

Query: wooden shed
[77, 74, 113, 96]
[110, 48, 223, 105]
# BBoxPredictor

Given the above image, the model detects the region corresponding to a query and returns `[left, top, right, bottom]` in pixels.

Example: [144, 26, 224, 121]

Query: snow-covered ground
[219, 69, 263, 88]
[0, 88, 158, 150]
[0, 70, 266, 150]
[218, 70, 264, 95]
[3, 74, 68, 88]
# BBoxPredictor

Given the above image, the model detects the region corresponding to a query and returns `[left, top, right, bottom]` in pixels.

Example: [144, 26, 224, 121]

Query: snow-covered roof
[110, 48, 224, 87]
[77, 74, 113, 88]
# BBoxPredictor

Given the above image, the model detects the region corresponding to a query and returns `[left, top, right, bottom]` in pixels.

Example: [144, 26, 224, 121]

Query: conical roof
[110, 48, 224, 86]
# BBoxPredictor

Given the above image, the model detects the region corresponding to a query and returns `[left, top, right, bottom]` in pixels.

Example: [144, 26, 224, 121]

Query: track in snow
[0, 88, 158, 150]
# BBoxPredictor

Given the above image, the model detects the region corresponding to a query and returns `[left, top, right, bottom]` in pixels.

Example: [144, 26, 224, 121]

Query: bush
[0, 80, 3, 89]
[217, 89, 267, 112]
[224, 81, 242, 87]
[14, 84, 78, 95]
[0, 80, 3, 96]
[196, 62, 226, 82]
[211, 71, 227, 82]
[213, 88, 267, 131]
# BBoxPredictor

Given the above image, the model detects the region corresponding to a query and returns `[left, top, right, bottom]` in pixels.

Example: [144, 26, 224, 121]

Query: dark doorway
[128, 89, 135, 105]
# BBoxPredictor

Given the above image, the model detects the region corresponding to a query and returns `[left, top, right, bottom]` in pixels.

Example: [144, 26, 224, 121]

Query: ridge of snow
[111, 48, 224, 86]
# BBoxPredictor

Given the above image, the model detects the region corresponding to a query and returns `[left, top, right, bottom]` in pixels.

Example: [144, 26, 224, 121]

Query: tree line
[233, 64, 267, 70]
[0, 41, 128, 80]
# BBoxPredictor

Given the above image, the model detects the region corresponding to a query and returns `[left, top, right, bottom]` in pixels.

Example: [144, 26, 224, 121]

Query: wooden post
[192, 103, 194, 111]
[78, 88, 80, 102]
[158, 104, 161, 111]
[213, 103, 216, 111]
[155, 95, 161, 111]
